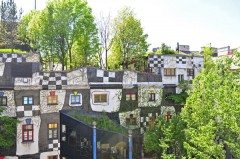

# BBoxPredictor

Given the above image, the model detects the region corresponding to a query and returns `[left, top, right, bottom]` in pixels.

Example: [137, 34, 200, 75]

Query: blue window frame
[70, 94, 81, 105]
[23, 96, 33, 105]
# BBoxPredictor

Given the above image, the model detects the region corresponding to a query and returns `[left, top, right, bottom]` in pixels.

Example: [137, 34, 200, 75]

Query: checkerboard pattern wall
[0, 53, 25, 63]
[148, 55, 164, 68]
[16, 105, 40, 117]
[176, 56, 187, 64]
[96, 69, 116, 82]
[40, 72, 67, 89]
[140, 112, 159, 134]
[49, 139, 60, 151]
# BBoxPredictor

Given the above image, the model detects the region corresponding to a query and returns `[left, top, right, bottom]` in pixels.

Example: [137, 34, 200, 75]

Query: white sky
[1, 0, 240, 51]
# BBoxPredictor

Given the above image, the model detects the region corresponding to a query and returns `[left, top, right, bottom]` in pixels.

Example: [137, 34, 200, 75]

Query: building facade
[0, 52, 204, 158]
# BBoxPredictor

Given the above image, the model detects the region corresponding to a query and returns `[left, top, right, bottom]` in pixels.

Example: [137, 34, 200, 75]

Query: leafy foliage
[71, 112, 127, 134]
[18, 0, 99, 70]
[144, 115, 186, 158]
[110, 7, 149, 69]
[0, 0, 22, 52]
[0, 108, 18, 151]
[167, 92, 188, 105]
[159, 43, 177, 55]
[181, 53, 240, 158]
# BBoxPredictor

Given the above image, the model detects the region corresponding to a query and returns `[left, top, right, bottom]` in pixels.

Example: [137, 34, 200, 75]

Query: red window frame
[22, 124, 34, 142]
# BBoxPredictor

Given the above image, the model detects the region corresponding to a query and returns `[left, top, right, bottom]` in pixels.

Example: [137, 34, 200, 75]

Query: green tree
[110, 7, 149, 69]
[181, 55, 240, 158]
[0, 0, 22, 52]
[0, 108, 18, 152]
[18, 0, 99, 70]
[159, 43, 177, 55]
[144, 115, 186, 158]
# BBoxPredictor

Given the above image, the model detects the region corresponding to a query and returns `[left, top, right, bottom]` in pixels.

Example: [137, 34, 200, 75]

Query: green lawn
[0, 48, 27, 54]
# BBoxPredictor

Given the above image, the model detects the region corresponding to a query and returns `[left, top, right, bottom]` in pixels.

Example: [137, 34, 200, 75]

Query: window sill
[48, 103, 58, 105]
[22, 141, 34, 143]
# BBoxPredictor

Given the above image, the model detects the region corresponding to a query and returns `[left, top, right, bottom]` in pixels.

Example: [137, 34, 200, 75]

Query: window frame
[22, 124, 34, 142]
[92, 92, 109, 105]
[0, 96, 7, 106]
[22, 96, 33, 105]
[149, 93, 156, 101]
[126, 93, 137, 101]
[47, 156, 58, 159]
[48, 123, 58, 140]
[164, 68, 176, 76]
[69, 94, 82, 106]
[47, 95, 58, 105]
[178, 74, 184, 83]
[187, 68, 194, 76]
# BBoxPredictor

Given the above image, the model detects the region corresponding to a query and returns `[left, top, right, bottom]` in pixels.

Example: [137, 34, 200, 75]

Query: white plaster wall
[40, 90, 66, 114]
[1, 90, 16, 117]
[138, 86, 163, 107]
[163, 56, 176, 68]
[26, 53, 40, 62]
[5, 157, 18, 159]
[119, 109, 140, 128]
[40, 151, 60, 159]
[122, 71, 137, 87]
[0, 62, 5, 76]
[15, 78, 32, 86]
[90, 89, 122, 112]
[162, 75, 177, 85]
[14, 72, 42, 90]
[161, 106, 175, 115]
[16, 116, 41, 156]
[67, 68, 88, 86]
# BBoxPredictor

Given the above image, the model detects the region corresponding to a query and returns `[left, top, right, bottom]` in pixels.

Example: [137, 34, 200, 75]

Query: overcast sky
[2, 0, 240, 51]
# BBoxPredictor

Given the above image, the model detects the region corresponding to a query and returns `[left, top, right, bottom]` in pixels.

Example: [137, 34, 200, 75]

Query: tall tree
[0, 0, 22, 52]
[18, 0, 99, 70]
[96, 13, 113, 69]
[110, 7, 149, 69]
[181, 54, 240, 158]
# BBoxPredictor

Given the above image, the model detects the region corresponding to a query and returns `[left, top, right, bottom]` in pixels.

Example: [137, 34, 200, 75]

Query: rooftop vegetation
[70, 112, 128, 135]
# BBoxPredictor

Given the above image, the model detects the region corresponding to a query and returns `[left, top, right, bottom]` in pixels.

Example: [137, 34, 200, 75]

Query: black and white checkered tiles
[96, 69, 116, 82]
[176, 56, 187, 64]
[148, 55, 164, 68]
[49, 139, 60, 151]
[140, 112, 159, 134]
[16, 105, 40, 117]
[0, 53, 25, 63]
[39, 72, 67, 90]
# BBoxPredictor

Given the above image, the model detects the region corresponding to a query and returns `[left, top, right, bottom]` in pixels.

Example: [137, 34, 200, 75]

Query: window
[126, 93, 136, 101]
[126, 114, 137, 126]
[48, 156, 58, 159]
[166, 112, 172, 121]
[94, 94, 107, 103]
[22, 124, 33, 142]
[61, 124, 67, 141]
[48, 123, 58, 139]
[47, 96, 58, 105]
[164, 68, 176, 76]
[0, 96, 7, 106]
[178, 74, 184, 83]
[187, 69, 194, 76]
[23, 96, 33, 105]
[149, 93, 156, 101]
[69, 94, 82, 105]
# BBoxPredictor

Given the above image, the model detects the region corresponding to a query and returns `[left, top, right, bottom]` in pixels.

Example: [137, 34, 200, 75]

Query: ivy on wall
[0, 108, 19, 151]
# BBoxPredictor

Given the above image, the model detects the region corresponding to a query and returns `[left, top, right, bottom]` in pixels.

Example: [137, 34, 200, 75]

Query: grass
[70, 112, 128, 135]
[0, 48, 27, 54]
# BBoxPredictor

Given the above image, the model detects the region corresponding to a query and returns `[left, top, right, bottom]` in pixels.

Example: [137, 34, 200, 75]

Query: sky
[1, 0, 240, 51]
